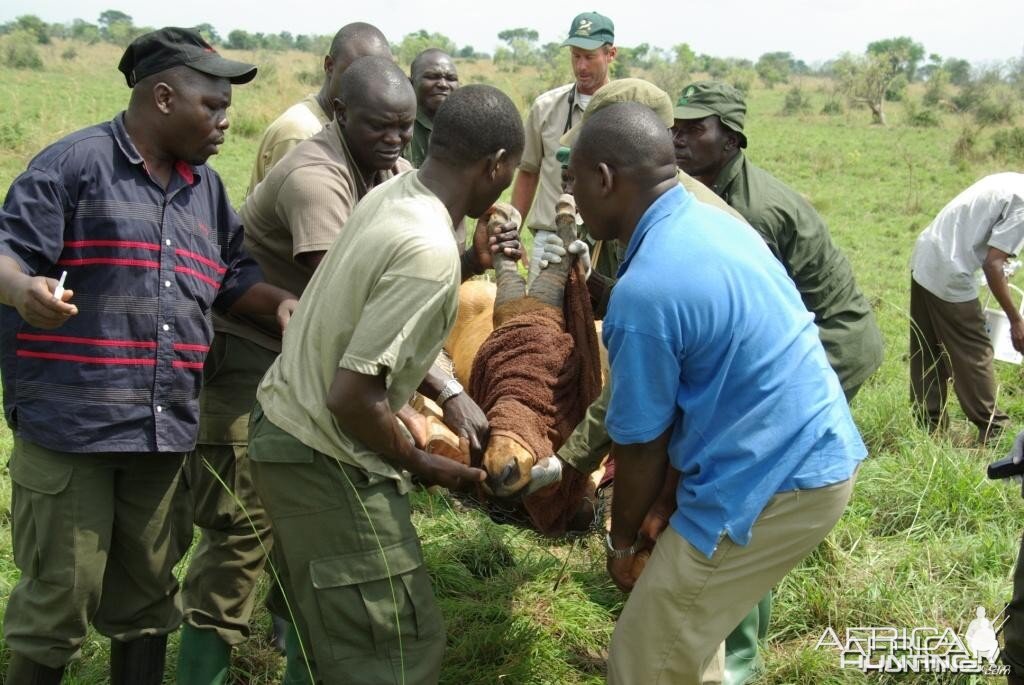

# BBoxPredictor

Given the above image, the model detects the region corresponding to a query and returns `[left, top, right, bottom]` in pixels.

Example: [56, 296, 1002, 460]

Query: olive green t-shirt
[257, 170, 460, 484]
[217, 121, 412, 351]
[711, 152, 883, 392]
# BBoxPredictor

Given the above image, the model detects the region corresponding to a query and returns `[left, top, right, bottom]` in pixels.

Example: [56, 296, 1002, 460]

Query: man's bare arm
[982, 246, 1024, 352]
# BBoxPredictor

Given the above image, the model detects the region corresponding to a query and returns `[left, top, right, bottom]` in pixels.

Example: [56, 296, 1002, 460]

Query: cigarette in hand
[52, 270, 67, 302]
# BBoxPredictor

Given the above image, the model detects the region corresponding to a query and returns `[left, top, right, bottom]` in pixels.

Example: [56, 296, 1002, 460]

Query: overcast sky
[4, 0, 1023, 66]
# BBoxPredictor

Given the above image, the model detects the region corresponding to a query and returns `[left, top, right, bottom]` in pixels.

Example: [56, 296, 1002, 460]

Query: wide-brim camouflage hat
[560, 78, 673, 147]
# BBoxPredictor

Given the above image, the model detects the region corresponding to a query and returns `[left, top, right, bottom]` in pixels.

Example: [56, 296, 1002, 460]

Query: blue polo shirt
[0, 113, 263, 454]
[603, 185, 865, 559]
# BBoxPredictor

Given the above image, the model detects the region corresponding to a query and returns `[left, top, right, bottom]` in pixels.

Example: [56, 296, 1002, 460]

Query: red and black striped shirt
[0, 113, 263, 453]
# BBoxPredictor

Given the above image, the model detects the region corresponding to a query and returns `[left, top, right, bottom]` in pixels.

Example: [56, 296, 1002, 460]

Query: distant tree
[885, 73, 909, 101]
[867, 36, 925, 81]
[1010, 56, 1024, 95]
[624, 43, 652, 67]
[457, 45, 476, 59]
[13, 15, 50, 44]
[756, 51, 793, 88]
[193, 22, 220, 44]
[705, 56, 730, 79]
[71, 19, 101, 44]
[729, 67, 758, 94]
[943, 58, 972, 86]
[4, 29, 44, 69]
[648, 45, 698, 103]
[923, 67, 950, 107]
[97, 10, 136, 46]
[834, 51, 905, 125]
[918, 52, 943, 81]
[953, 69, 1018, 125]
[493, 45, 514, 70]
[497, 27, 539, 69]
[396, 30, 456, 67]
[226, 29, 257, 50]
[674, 43, 696, 77]
[98, 10, 131, 33]
[47, 22, 69, 39]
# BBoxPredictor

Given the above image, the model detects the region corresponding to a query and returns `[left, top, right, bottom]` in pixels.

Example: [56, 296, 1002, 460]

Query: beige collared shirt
[520, 83, 587, 231]
[217, 121, 411, 350]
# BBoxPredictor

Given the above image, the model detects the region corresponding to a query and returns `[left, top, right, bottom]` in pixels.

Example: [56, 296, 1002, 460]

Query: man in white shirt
[910, 172, 1024, 443]
[510, 12, 616, 232]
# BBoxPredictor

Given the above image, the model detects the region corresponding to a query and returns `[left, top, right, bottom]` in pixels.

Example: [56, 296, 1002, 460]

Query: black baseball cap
[118, 27, 257, 87]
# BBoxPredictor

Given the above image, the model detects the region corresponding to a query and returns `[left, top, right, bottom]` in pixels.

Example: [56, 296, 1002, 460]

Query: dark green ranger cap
[561, 12, 615, 50]
[674, 81, 748, 148]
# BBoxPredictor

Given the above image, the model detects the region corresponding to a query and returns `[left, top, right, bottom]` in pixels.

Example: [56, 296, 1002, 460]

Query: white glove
[532, 234, 592, 280]
[532, 231, 567, 269]
[567, 240, 592, 280]
[526, 456, 564, 494]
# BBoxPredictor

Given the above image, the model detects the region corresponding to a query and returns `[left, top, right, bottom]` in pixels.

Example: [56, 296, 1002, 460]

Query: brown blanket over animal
[469, 266, 602, 535]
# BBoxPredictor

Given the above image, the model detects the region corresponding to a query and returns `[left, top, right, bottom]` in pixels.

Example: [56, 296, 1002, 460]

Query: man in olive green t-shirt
[249, 84, 525, 684]
[178, 56, 414, 683]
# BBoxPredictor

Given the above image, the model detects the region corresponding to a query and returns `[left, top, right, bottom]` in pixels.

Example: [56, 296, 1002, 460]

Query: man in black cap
[0, 27, 296, 684]
[511, 11, 616, 235]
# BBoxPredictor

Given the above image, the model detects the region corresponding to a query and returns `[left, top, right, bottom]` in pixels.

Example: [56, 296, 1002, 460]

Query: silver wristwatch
[605, 532, 641, 559]
[436, 378, 463, 405]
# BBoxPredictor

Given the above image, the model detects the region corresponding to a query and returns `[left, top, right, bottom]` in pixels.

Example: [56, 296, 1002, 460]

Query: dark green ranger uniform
[711, 151, 883, 399]
[405, 109, 433, 168]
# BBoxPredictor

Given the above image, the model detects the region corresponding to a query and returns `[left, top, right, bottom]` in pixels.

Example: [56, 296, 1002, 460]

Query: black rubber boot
[4, 652, 66, 684]
[270, 612, 289, 654]
[110, 634, 168, 685]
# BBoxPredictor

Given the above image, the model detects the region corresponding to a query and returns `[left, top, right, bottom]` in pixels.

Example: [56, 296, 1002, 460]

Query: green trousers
[4, 438, 191, 668]
[183, 332, 277, 645]
[249, 405, 446, 685]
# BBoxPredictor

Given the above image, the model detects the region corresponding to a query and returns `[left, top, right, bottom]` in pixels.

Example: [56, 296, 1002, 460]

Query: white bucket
[983, 284, 1024, 365]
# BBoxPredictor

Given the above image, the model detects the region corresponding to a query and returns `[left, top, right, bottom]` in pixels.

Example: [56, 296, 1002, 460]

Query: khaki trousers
[607, 474, 856, 685]
[4, 439, 191, 668]
[909, 278, 1009, 436]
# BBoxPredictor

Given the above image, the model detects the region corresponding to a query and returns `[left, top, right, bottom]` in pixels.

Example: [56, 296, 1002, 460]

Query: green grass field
[2, 39, 1024, 684]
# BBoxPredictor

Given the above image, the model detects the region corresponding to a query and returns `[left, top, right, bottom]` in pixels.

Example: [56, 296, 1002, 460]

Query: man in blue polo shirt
[567, 102, 865, 684]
